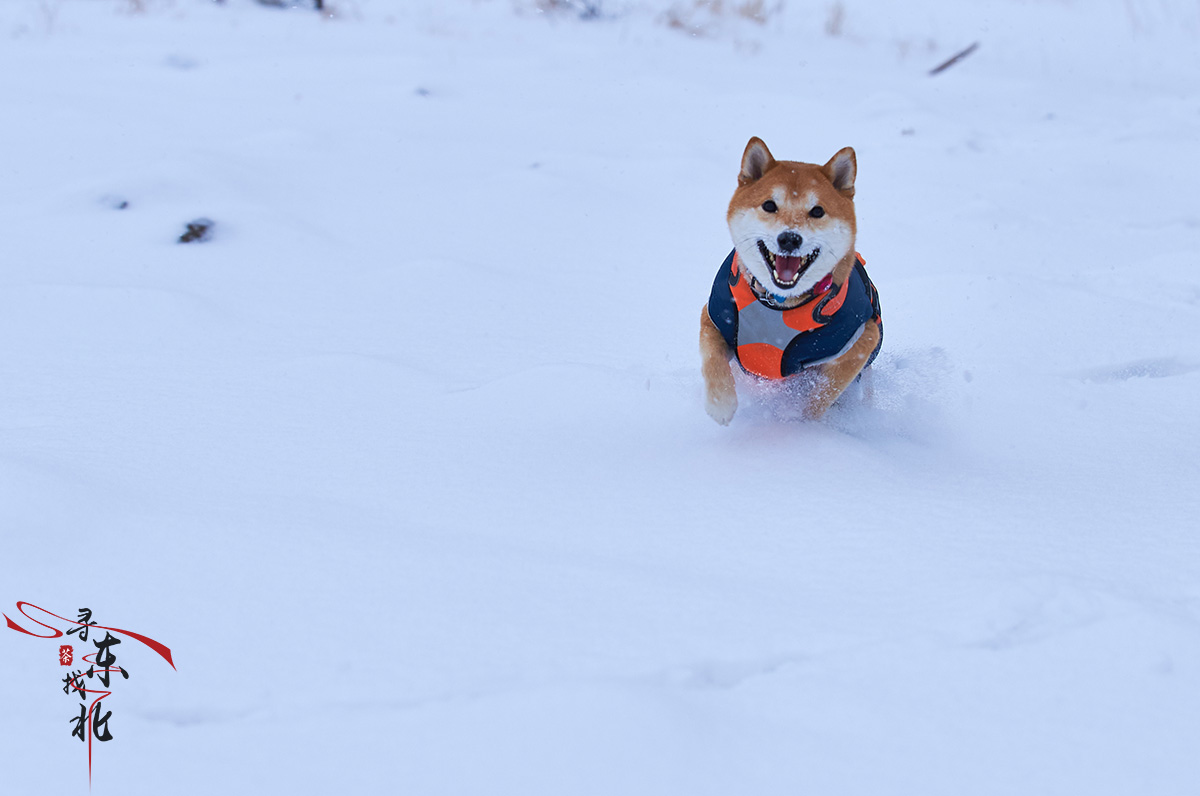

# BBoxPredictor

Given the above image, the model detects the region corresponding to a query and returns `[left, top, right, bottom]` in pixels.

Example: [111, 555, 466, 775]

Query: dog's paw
[705, 391, 738, 426]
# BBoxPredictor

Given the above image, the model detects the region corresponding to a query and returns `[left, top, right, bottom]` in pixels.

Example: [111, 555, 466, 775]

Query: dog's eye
[761, 200, 777, 213]
[810, 206, 825, 218]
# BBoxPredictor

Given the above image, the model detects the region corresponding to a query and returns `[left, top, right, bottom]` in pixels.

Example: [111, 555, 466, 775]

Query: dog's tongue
[774, 254, 805, 283]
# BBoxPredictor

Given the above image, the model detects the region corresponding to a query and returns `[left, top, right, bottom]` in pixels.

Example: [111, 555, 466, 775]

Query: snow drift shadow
[1071, 357, 1200, 383]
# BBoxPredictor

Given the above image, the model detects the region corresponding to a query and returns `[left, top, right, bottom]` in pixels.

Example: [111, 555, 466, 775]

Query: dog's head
[727, 137, 857, 305]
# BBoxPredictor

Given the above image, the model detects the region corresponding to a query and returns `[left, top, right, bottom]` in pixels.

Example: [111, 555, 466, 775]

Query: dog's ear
[824, 147, 856, 198]
[739, 137, 775, 186]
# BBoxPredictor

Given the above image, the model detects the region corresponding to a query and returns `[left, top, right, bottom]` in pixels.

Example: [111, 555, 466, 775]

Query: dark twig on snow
[929, 42, 980, 76]
[179, 219, 214, 244]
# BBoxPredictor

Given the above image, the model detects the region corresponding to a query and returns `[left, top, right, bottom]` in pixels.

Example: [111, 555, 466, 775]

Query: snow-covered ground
[2, 0, 1199, 793]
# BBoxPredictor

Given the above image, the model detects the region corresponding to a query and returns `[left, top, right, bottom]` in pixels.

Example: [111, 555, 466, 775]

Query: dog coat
[707, 249, 882, 379]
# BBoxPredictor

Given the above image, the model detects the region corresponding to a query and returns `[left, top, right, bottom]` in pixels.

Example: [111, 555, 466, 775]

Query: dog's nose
[777, 231, 803, 253]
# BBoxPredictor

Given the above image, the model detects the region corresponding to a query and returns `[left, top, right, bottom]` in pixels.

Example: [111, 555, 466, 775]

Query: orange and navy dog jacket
[707, 249, 882, 379]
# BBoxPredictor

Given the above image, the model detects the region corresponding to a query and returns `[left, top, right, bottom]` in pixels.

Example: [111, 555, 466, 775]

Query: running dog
[700, 137, 882, 425]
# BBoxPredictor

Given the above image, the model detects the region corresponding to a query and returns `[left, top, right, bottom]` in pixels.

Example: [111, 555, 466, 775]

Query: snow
[2, 0, 1199, 793]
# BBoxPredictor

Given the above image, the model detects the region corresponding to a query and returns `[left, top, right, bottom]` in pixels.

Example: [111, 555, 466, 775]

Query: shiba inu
[700, 137, 883, 425]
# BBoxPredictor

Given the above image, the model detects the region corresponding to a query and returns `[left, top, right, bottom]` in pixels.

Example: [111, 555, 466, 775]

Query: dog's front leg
[700, 305, 738, 425]
[806, 320, 881, 418]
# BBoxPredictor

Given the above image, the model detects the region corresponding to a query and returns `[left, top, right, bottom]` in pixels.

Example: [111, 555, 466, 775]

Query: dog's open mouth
[758, 240, 820, 289]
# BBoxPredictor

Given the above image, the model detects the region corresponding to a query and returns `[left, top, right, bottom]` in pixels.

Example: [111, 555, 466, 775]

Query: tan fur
[731, 144, 856, 211]
[701, 137, 876, 424]
[802, 319, 880, 417]
[700, 305, 738, 425]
